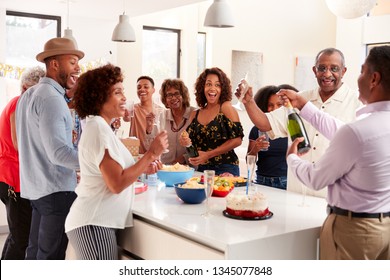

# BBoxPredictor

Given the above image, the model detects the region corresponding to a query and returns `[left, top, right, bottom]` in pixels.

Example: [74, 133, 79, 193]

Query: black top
[249, 126, 287, 178]
[187, 109, 244, 167]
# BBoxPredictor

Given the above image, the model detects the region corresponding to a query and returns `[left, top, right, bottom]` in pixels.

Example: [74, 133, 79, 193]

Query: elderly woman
[0, 66, 45, 259]
[180, 67, 244, 176]
[65, 64, 168, 260]
[146, 79, 196, 165]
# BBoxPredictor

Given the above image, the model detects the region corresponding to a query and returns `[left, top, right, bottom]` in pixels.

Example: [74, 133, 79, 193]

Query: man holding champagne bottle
[283, 45, 390, 260]
[237, 48, 362, 198]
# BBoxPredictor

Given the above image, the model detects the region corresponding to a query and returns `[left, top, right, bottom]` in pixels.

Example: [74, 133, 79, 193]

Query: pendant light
[204, 0, 235, 28]
[325, 0, 377, 19]
[62, 0, 78, 48]
[112, 0, 136, 42]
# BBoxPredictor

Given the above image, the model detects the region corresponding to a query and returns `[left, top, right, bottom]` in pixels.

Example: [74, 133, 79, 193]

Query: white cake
[226, 191, 269, 218]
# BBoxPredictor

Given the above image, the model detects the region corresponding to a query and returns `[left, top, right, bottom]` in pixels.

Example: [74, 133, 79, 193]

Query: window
[142, 26, 181, 87]
[6, 11, 61, 67]
[1, 11, 60, 111]
[366, 43, 390, 55]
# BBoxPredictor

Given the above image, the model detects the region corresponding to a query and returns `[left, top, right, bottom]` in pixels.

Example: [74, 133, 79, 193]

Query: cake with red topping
[226, 192, 269, 218]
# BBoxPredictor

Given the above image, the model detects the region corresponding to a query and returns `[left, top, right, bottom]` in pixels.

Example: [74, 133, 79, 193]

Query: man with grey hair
[0, 66, 45, 259]
[238, 48, 362, 198]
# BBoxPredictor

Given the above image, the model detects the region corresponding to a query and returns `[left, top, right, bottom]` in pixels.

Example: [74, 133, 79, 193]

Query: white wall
[110, 0, 338, 146]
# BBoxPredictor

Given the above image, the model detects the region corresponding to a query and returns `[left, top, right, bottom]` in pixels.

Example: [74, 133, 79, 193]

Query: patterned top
[187, 109, 244, 167]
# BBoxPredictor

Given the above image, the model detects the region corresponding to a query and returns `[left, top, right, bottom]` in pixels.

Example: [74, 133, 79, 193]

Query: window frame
[6, 10, 61, 37]
[142, 25, 181, 78]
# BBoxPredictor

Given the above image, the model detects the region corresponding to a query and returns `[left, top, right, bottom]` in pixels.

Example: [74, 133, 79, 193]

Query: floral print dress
[187, 109, 244, 167]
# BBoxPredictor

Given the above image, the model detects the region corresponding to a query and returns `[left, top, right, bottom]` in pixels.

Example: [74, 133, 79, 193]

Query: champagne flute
[299, 185, 309, 207]
[246, 154, 257, 194]
[233, 72, 249, 111]
[126, 100, 135, 118]
[158, 109, 169, 153]
[202, 170, 215, 217]
[125, 100, 134, 133]
[258, 130, 270, 151]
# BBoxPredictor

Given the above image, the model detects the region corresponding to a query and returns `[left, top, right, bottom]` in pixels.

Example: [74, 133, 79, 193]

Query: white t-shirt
[65, 116, 135, 232]
[266, 83, 362, 198]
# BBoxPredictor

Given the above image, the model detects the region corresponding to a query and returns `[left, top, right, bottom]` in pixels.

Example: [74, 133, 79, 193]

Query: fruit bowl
[212, 187, 233, 197]
[174, 182, 206, 204]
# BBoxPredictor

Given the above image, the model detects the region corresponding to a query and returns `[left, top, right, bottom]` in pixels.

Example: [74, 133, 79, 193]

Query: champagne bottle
[186, 144, 199, 158]
[286, 101, 311, 153]
[181, 130, 199, 158]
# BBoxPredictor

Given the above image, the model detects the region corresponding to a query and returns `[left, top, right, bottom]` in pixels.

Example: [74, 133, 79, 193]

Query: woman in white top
[65, 64, 168, 260]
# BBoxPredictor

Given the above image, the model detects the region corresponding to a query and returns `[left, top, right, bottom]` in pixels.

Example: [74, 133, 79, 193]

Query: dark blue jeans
[26, 191, 77, 260]
[197, 164, 240, 177]
[256, 175, 287, 190]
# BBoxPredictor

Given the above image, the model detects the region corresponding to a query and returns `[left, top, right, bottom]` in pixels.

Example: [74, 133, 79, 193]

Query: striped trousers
[67, 225, 118, 260]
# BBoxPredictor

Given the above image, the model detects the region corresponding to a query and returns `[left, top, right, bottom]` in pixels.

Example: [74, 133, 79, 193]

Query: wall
[336, 14, 390, 91]
[111, 0, 338, 146]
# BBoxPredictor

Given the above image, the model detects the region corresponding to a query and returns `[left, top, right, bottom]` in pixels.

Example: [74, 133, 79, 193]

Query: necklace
[170, 119, 187, 132]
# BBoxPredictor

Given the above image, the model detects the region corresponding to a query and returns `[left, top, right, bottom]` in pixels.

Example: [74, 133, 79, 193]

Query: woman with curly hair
[146, 78, 196, 164]
[65, 64, 168, 260]
[180, 67, 244, 176]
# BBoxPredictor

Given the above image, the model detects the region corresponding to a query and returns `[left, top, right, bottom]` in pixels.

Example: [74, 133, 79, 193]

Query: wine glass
[202, 170, 215, 217]
[233, 73, 249, 111]
[246, 155, 257, 194]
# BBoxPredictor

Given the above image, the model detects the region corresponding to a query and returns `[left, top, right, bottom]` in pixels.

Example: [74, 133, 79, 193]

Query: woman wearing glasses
[146, 79, 196, 165]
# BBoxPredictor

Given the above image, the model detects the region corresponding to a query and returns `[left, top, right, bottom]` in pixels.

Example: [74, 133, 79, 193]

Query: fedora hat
[36, 37, 85, 63]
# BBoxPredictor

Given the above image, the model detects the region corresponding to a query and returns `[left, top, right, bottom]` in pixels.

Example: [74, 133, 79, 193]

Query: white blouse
[65, 116, 135, 232]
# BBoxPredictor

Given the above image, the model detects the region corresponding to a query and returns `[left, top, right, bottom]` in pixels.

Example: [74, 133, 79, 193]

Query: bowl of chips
[157, 163, 195, 187]
[174, 180, 206, 204]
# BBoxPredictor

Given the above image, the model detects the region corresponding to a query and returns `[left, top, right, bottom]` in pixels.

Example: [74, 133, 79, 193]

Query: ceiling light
[204, 0, 235, 28]
[112, 0, 136, 42]
[62, 0, 78, 48]
[326, 0, 377, 19]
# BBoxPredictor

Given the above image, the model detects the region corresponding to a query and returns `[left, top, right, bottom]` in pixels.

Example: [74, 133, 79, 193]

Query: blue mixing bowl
[174, 183, 206, 204]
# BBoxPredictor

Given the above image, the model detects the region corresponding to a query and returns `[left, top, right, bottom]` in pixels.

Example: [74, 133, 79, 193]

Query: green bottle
[286, 101, 311, 153]
[186, 144, 199, 158]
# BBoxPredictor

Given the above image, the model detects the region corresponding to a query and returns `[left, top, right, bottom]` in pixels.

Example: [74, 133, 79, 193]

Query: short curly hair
[73, 64, 123, 119]
[194, 67, 232, 108]
[20, 66, 45, 91]
[254, 84, 298, 112]
[160, 78, 190, 109]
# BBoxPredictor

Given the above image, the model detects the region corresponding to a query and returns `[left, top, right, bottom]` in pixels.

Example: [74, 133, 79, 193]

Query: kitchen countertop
[122, 180, 328, 259]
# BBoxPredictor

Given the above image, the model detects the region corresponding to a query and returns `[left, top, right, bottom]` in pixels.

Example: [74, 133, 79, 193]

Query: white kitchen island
[118, 183, 327, 260]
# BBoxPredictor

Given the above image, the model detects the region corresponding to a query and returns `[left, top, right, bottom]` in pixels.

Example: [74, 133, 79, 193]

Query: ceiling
[3, 0, 207, 20]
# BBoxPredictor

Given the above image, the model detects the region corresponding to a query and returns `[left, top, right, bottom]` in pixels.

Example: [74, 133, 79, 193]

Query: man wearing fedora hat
[16, 37, 84, 260]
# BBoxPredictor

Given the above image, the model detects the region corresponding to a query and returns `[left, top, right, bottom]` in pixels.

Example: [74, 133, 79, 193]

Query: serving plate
[134, 182, 148, 194]
[222, 210, 273, 221]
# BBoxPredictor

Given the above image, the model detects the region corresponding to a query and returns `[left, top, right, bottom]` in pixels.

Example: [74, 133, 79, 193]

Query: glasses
[165, 92, 181, 99]
[316, 65, 342, 73]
